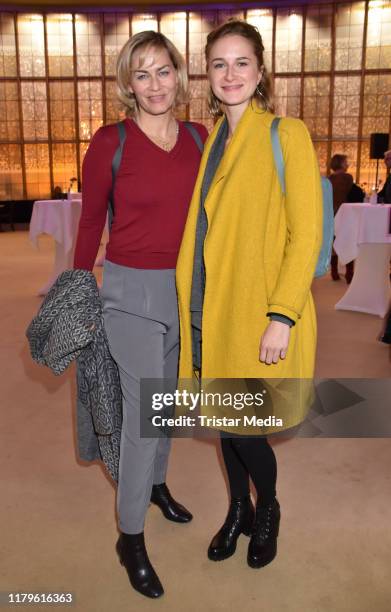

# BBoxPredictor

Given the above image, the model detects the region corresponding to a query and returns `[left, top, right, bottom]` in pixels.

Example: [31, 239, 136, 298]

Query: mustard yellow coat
[176, 104, 323, 382]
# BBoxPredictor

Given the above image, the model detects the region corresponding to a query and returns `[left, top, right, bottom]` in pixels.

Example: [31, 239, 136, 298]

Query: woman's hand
[259, 320, 291, 365]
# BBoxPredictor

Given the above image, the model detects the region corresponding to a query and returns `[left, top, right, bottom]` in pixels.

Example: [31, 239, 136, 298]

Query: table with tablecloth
[333, 203, 391, 317]
[29, 199, 82, 295]
[65, 191, 109, 265]
[67, 192, 82, 201]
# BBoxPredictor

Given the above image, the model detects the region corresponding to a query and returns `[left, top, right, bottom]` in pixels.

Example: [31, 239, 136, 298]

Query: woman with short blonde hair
[74, 30, 208, 599]
[116, 30, 188, 115]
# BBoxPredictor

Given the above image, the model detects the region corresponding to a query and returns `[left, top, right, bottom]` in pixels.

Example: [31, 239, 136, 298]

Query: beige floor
[1, 231, 390, 612]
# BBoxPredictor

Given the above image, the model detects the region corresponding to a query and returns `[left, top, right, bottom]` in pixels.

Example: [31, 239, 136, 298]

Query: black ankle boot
[116, 532, 164, 598]
[151, 483, 193, 523]
[208, 495, 255, 561]
[247, 498, 280, 569]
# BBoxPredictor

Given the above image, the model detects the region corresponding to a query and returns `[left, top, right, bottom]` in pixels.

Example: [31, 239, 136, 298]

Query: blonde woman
[74, 31, 207, 598]
[176, 20, 322, 569]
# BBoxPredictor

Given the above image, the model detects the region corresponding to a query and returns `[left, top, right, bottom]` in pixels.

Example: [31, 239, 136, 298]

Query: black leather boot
[151, 483, 193, 523]
[247, 498, 280, 569]
[208, 495, 255, 561]
[116, 532, 164, 598]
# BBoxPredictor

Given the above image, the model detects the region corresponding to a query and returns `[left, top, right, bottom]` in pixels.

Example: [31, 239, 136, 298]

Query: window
[0, 4, 390, 200]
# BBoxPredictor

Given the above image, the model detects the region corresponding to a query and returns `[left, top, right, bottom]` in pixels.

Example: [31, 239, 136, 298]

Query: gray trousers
[101, 260, 179, 534]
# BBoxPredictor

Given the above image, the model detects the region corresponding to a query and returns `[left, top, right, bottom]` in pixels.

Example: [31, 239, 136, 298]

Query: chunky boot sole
[247, 521, 280, 569]
[247, 541, 277, 569]
[208, 525, 253, 562]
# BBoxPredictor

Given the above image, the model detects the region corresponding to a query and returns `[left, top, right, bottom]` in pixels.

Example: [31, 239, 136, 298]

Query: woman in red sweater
[73, 31, 207, 599]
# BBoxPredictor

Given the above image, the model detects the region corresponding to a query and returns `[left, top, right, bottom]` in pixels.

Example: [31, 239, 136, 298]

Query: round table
[333, 202, 391, 318]
[29, 199, 82, 296]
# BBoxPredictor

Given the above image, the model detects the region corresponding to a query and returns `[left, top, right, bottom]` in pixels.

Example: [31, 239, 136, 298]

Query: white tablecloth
[29, 199, 82, 295]
[333, 203, 391, 317]
[334, 203, 391, 264]
[67, 192, 82, 201]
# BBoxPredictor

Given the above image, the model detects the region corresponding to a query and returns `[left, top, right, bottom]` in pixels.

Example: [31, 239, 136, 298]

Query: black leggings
[220, 434, 277, 505]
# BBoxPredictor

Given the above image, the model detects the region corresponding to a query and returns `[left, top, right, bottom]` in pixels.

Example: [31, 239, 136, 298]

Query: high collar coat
[176, 104, 323, 383]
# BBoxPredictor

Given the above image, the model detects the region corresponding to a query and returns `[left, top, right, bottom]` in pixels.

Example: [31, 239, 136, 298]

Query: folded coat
[26, 269, 122, 482]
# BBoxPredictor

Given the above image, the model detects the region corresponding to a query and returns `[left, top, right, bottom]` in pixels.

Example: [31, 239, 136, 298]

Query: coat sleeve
[267, 118, 323, 323]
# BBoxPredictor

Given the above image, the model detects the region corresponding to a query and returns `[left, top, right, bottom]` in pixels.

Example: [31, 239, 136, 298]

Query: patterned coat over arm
[26, 269, 122, 482]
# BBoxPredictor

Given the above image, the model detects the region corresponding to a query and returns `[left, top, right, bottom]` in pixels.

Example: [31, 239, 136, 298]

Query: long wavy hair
[205, 20, 274, 117]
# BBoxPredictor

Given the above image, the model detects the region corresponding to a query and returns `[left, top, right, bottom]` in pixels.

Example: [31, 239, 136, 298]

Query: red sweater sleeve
[73, 125, 118, 270]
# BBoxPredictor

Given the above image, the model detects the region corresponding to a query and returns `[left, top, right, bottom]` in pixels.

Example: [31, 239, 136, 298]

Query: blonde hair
[205, 20, 274, 117]
[116, 31, 188, 116]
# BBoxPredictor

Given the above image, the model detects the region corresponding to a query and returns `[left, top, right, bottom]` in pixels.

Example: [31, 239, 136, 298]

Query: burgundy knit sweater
[74, 118, 208, 271]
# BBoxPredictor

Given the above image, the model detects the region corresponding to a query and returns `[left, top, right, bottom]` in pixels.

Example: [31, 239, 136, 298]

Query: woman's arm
[73, 126, 117, 271]
[267, 117, 323, 323]
[260, 118, 323, 365]
[259, 320, 291, 365]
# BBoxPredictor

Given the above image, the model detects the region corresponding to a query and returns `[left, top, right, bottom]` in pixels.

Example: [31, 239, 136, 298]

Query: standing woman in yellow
[176, 20, 322, 568]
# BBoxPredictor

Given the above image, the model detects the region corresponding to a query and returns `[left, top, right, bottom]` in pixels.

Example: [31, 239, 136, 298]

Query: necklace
[134, 116, 179, 152]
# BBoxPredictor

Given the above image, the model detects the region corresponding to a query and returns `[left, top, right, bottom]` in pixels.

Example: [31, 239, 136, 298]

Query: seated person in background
[347, 181, 365, 203]
[328, 154, 354, 283]
[377, 150, 391, 204]
[52, 186, 63, 200]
